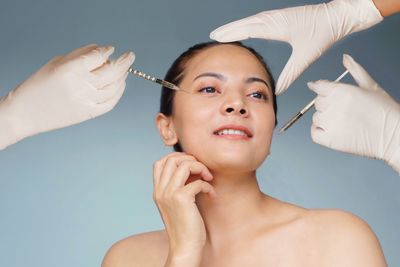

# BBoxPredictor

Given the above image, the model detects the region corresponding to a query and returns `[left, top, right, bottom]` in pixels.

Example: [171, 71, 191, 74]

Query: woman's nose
[225, 106, 247, 115]
[222, 92, 248, 116]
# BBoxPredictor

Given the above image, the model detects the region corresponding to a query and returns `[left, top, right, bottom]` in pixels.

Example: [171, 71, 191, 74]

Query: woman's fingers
[159, 154, 197, 189]
[153, 152, 185, 186]
[91, 51, 135, 89]
[152, 152, 215, 254]
[166, 160, 213, 190]
[181, 179, 218, 199]
[153, 152, 215, 200]
[94, 72, 128, 104]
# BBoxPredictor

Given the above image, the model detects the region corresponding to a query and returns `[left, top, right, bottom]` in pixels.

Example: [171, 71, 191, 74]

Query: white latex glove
[0, 44, 135, 150]
[308, 54, 400, 174]
[210, 0, 383, 95]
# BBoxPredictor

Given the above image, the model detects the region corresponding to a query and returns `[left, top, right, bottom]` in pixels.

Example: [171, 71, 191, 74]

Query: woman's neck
[195, 170, 268, 247]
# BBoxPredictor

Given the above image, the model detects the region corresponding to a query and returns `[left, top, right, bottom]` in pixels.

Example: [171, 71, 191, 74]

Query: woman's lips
[213, 133, 251, 141]
[213, 124, 253, 140]
[214, 124, 253, 138]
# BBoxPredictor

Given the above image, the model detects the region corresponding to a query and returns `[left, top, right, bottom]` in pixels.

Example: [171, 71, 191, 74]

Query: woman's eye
[198, 86, 218, 94]
[249, 91, 268, 100]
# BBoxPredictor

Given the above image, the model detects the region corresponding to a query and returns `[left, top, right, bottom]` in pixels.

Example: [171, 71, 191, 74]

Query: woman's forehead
[185, 45, 269, 77]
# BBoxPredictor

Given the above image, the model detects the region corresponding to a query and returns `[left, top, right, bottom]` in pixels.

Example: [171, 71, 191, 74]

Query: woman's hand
[153, 152, 217, 266]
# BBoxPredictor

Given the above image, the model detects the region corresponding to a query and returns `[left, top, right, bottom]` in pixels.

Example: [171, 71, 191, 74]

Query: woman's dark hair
[159, 41, 277, 152]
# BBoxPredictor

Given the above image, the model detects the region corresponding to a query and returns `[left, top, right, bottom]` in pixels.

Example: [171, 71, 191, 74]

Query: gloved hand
[308, 54, 400, 174]
[0, 44, 135, 150]
[210, 0, 383, 95]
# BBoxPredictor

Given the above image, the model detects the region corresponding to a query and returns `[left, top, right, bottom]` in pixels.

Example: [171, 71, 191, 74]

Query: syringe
[128, 67, 180, 91]
[279, 70, 349, 134]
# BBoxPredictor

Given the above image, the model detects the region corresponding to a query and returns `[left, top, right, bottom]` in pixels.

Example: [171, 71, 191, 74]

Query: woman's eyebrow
[245, 77, 271, 89]
[193, 72, 226, 81]
[193, 73, 271, 89]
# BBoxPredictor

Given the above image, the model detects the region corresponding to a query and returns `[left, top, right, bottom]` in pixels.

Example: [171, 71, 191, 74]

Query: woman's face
[161, 44, 275, 174]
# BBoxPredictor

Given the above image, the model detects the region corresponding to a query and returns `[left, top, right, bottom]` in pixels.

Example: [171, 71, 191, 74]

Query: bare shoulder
[306, 208, 380, 241]
[305, 209, 387, 266]
[102, 229, 169, 267]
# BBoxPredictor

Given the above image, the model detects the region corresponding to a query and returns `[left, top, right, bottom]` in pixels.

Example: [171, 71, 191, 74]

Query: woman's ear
[155, 113, 178, 146]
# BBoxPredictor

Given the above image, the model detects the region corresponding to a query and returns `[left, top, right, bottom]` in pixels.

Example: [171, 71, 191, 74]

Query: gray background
[0, 0, 399, 266]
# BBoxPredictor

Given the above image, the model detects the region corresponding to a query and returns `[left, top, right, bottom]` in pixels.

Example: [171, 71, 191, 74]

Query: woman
[102, 42, 386, 266]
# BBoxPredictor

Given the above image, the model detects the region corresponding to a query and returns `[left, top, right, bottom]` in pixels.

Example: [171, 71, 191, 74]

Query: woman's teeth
[216, 129, 248, 137]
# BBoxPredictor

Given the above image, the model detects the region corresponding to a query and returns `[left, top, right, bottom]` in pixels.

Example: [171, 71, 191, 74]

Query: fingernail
[116, 52, 130, 63]
[204, 174, 213, 181]
[104, 45, 115, 55]
[122, 51, 131, 59]
[211, 189, 218, 198]
[209, 31, 216, 39]
[343, 53, 353, 61]
[122, 51, 134, 62]
[127, 51, 135, 62]
[342, 54, 354, 69]
[275, 84, 284, 95]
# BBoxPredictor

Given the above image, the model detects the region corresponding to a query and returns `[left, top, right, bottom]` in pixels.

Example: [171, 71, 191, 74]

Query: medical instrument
[279, 70, 349, 134]
[128, 67, 180, 91]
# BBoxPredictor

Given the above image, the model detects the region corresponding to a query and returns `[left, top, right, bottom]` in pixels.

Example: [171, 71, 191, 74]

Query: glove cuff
[382, 104, 400, 174]
[387, 146, 400, 175]
[0, 90, 32, 150]
[351, 0, 383, 31]
[328, 0, 383, 35]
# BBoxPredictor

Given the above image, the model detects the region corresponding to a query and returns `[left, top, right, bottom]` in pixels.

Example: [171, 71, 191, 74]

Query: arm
[102, 235, 201, 267]
[101, 231, 169, 267]
[317, 210, 387, 266]
[103, 152, 216, 267]
[373, 0, 400, 16]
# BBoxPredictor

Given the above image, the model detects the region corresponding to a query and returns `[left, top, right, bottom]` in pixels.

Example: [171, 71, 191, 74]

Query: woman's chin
[200, 154, 262, 175]
[183, 144, 268, 173]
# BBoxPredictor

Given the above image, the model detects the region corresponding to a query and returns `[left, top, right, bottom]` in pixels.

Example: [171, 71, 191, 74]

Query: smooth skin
[209, 0, 400, 173]
[373, 0, 400, 16]
[102, 45, 386, 267]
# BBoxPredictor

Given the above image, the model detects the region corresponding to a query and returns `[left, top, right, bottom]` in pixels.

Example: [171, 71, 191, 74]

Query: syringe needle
[279, 70, 349, 134]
